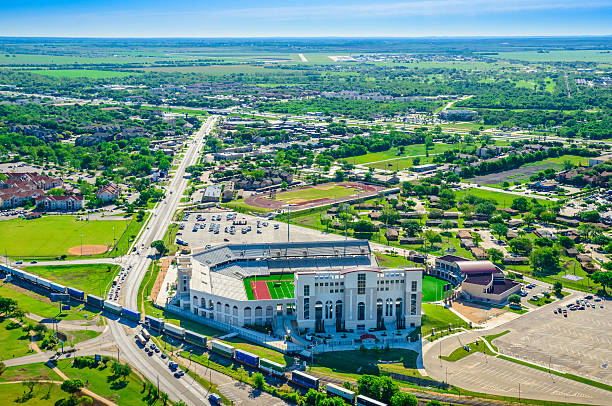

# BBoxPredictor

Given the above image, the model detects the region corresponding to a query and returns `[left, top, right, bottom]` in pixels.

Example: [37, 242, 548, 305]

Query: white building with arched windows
[173, 240, 422, 335]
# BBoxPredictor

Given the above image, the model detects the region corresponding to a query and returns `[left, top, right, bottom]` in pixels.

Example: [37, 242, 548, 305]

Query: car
[209, 394, 222, 404]
[223, 238, 229, 242]
[257, 229, 262, 234]
[155, 347, 160, 353]
[553, 309, 557, 314]
[161, 353, 166, 359]
[30, 260, 37, 264]
[15, 260, 22, 264]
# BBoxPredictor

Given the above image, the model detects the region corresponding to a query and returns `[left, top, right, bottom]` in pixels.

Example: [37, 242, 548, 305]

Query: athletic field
[422, 275, 450, 302]
[244, 182, 385, 210]
[0, 215, 141, 259]
[243, 274, 295, 300]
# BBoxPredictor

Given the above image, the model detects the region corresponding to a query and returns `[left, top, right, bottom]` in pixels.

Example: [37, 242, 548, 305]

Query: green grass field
[347, 143, 458, 165]
[58, 358, 151, 406]
[440, 339, 495, 362]
[266, 280, 295, 299]
[421, 303, 469, 332]
[0, 215, 142, 259]
[23, 264, 121, 296]
[0, 318, 34, 359]
[310, 348, 419, 380]
[456, 188, 547, 208]
[522, 154, 590, 169]
[422, 275, 449, 302]
[274, 185, 358, 204]
[0, 282, 99, 321]
[24, 69, 138, 78]
[494, 50, 612, 63]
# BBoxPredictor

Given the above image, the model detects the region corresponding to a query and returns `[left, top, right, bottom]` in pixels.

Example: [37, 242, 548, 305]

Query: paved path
[298, 53, 308, 62]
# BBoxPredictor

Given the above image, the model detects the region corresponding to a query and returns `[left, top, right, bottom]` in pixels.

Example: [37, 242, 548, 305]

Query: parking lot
[174, 209, 344, 250]
[439, 352, 612, 404]
[494, 294, 612, 385]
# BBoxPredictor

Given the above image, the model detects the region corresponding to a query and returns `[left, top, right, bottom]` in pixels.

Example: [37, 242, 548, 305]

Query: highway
[109, 116, 217, 405]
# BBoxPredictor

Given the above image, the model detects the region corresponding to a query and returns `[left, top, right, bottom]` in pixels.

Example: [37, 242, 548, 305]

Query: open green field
[0, 318, 34, 359]
[522, 154, 590, 169]
[309, 348, 419, 380]
[422, 275, 449, 302]
[494, 50, 612, 63]
[24, 69, 138, 78]
[456, 188, 547, 208]
[58, 358, 151, 406]
[0, 282, 99, 321]
[274, 184, 358, 204]
[23, 264, 121, 296]
[421, 303, 469, 332]
[0, 382, 64, 405]
[0, 215, 142, 259]
[346, 143, 459, 165]
[0, 362, 61, 383]
[440, 339, 495, 362]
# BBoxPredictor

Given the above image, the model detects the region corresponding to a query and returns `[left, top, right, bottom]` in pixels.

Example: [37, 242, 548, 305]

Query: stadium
[174, 240, 422, 336]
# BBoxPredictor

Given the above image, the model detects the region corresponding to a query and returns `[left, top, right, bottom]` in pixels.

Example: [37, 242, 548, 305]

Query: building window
[358, 302, 365, 320]
[304, 298, 310, 320]
[303, 285, 310, 297]
[411, 294, 417, 316]
[411, 281, 417, 292]
[357, 273, 366, 295]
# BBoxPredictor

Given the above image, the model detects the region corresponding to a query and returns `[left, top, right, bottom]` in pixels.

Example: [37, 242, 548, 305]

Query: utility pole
[117, 347, 120, 363]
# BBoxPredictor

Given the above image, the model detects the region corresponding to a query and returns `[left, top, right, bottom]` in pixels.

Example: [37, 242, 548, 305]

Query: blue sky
[1, 0, 611, 37]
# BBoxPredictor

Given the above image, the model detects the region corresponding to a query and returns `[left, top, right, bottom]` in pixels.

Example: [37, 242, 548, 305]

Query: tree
[580, 210, 600, 223]
[486, 248, 504, 263]
[530, 247, 559, 276]
[80, 396, 93, 406]
[508, 294, 521, 304]
[558, 236, 575, 249]
[61, 379, 84, 396]
[539, 211, 556, 223]
[111, 362, 131, 381]
[252, 372, 265, 389]
[334, 170, 345, 182]
[440, 220, 454, 231]
[358, 375, 381, 400]
[424, 230, 441, 248]
[150, 240, 168, 256]
[160, 392, 169, 406]
[511, 197, 529, 212]
[523, 212, 536, 226]
[553, 281, 563, 297]
[390, 391, 418, 406]
[378, 376, 398, 404]
[509, 237, 533, 256]
[590, 271, 612, 295]
[490, 223, 508, 239]
[402, 220, 422, 237]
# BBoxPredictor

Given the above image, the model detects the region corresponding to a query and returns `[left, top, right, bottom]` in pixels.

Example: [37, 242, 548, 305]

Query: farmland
[23, 69, 139, 78]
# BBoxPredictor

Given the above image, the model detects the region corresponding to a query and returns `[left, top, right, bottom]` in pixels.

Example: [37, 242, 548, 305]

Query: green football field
[0, 215, 141, 259]
[266, 280, 295, 299]
[243, 274, 294, 300]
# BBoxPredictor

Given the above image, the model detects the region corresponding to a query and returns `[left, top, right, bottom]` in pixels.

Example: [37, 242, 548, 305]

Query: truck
[135, 333, 146, 346]
[141, 329, 151, 341]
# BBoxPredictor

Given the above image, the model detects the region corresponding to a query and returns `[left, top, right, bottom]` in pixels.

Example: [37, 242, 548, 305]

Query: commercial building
[173, 240, 422, 335]
[432, 255, 520, 304]
[202, 185, 222, 202]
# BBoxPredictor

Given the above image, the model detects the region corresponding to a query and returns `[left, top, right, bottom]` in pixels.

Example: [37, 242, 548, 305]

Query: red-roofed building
[96, 183, 120, 202]
[35, 195, 84, 211]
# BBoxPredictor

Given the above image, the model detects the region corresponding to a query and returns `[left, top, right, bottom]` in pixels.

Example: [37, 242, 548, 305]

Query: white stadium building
[173, 240, 422, 335]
